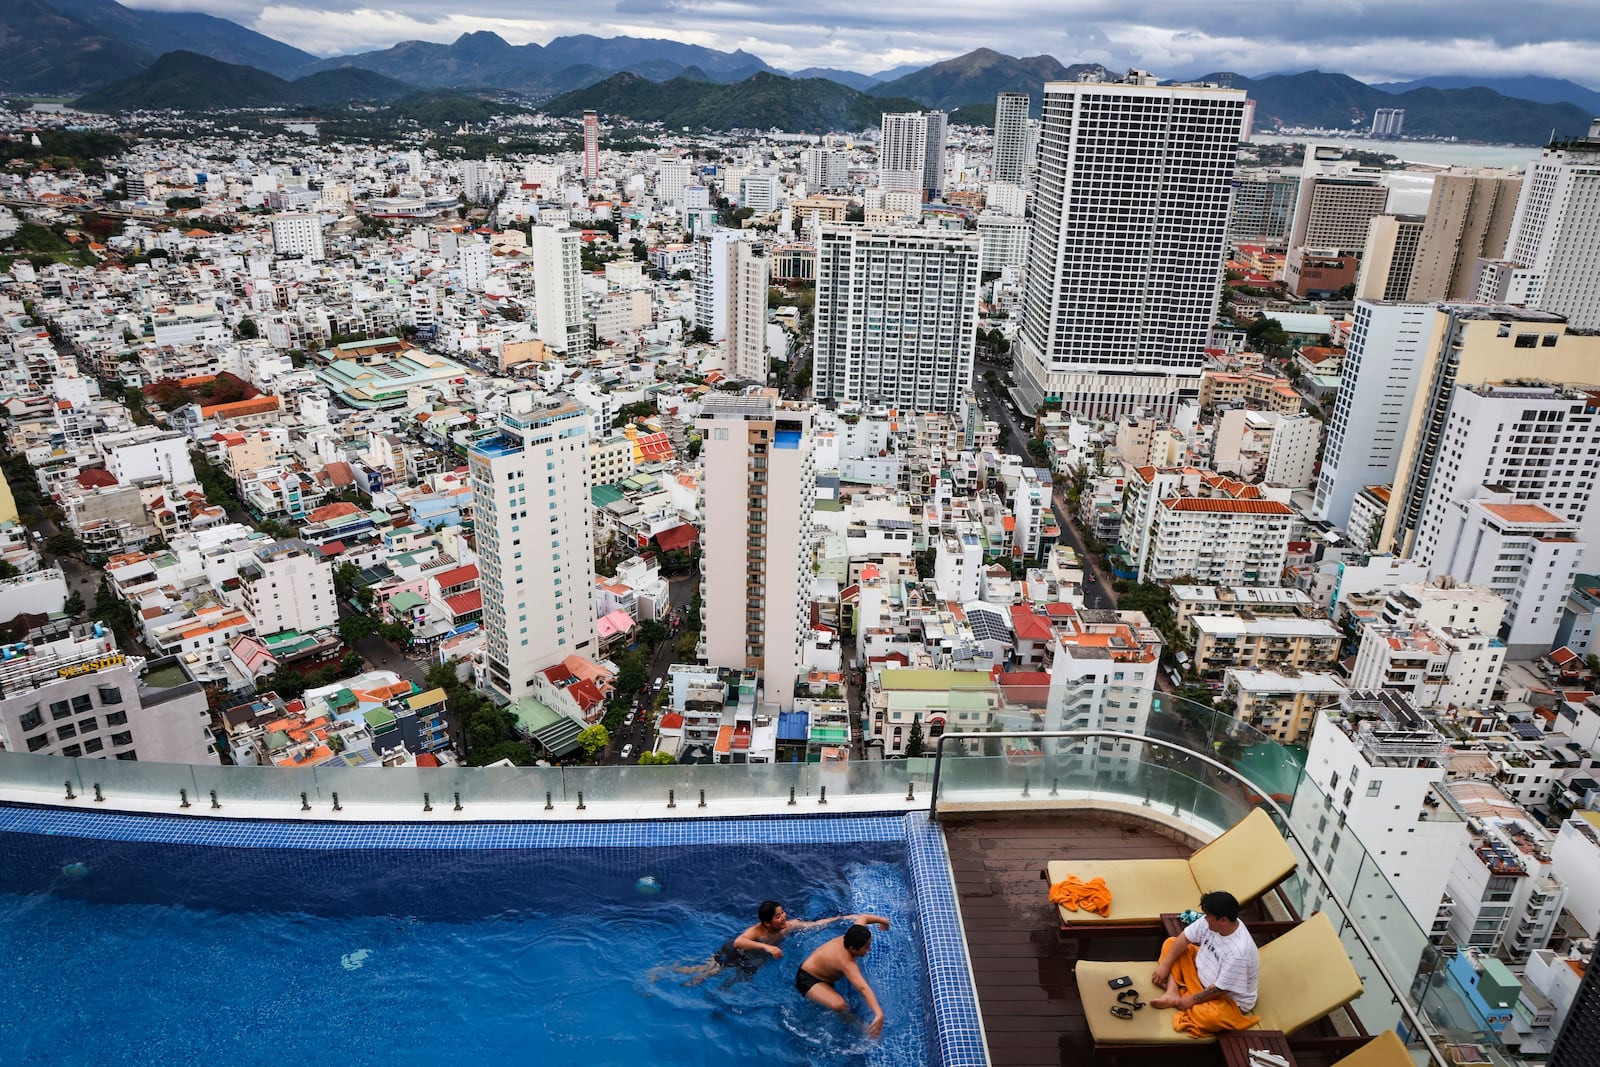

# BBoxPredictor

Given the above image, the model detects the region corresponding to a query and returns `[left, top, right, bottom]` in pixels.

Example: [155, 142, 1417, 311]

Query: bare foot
[1149, 995, 1180, 1009]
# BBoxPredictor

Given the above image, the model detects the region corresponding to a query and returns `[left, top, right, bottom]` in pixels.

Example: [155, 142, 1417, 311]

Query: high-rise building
[237, 538, 338, 637]
[469, 395, 597, 703]
[270, 213, 324, 261]
[738, 169, 782, 215]
[1405, 168, 1521, 301]
[1371, 108, 1405, 137]
[976, 212, 1029, 273]
[531, 226, 589, 358]
[992, 92, 1030, 186]
[726, 242, 769, 383]
[696, 394, 816, 708]
[1015, 70, 1249, 419]
[1230, 177, 1298, 245]
[459, 159, 494, 202]
[1355, 214, 1425, 300]
[802, 147, 850, 193]
[657, 158, 692, 206]
[814, 224, 980, 413]
[923, 110, 948, 200]
[879, 110, 946, 199]
[582, 111, 599, 181]
[879, 111, 929, 193]
[457, 240, 492, 293]
[1484, 122, 1600, 329]
[1284, 145, 1391, 297]
[694, 228, 748, 343]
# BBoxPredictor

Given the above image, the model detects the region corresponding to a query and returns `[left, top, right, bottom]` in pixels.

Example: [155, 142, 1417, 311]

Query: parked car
[621, 744, 634, 760]
[624, 712, 635, 727]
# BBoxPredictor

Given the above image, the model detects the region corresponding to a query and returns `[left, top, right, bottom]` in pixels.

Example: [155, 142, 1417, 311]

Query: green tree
[45, 532, 84, 558]
[638, 751, 677, 765]
[637, 619, 668, 647]
[333, 561, 363, 602]
[1025, 436, 1049, 460]
[616, 651, 649, 693]
[63, 591, 85, 618]
[905, 714, 926, 758]
[236, 317, 259, 340]
[469, 740, 537, 766]
[339, 650, 364, 676]
[1245, 316, 1291, 356]
[0, 560, 18, 580]
[689, 324, 712, 344]
[577, 723, 610, 756]
[378, 621, 412, 646]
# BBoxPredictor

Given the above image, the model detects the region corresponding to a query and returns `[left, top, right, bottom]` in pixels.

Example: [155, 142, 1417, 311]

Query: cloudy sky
[124, 0, 1600, 86]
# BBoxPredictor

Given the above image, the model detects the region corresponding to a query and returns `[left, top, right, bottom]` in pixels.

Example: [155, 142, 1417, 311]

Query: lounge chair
[1045, 807, 1297, 930]
[1332, 1031, 1416, 1067]
[1075, 911, 1364, 1046]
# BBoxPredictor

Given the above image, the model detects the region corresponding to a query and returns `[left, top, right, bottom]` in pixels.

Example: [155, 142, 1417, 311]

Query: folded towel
[1048, 875, 1112, 916]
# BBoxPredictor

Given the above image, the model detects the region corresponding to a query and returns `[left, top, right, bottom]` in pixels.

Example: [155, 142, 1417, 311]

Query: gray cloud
[123, 0, 1600, 86]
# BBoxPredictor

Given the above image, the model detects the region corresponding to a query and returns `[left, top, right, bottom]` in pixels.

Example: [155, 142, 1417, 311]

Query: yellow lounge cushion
[1046, 858, 1198, 924]
[1333, 1031, 1416, 1067]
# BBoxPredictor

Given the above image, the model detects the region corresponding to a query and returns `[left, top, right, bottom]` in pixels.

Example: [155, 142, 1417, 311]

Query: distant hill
[73, 51, 414, 112]
[1371, 75, 1600, 115]
[308, 31, 778, 96]
[543, 70, 922, 133]
[870, 63, 930, 83]
[871, 48, 1104, 112]
[1202, 70, 1594, 144]
[789, 67, 880, 91]
[0, 0, 151, 94]
[46, 0, 316, 79]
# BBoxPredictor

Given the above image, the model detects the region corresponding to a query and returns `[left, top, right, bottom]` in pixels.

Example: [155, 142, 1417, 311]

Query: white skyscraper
[270, 213, 324, 261]
[923, 110, 948, 200]
[460, 159, 494, 202]
[1491, 121, 1600, 329]
[814, 224, 980, 413]
[879, 111, 929, 194]
[1015, 70, 1249, 418]
[657, 158, 692, 206]
[1313, 301, 1435, 529]
[469, 395, 597, 703]
[531, 226, 589, 358]
[694, 228, 745, 342]
[457, 240, 492, 293]
[697, 394, 816, 709]
[726, 241, 769, 382]
[803, 147, 850, 193]
[992, 92, 1030, 186]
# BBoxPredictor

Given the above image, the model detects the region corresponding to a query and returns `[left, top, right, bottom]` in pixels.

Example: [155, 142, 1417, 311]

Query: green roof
[390, 591, 427, 611]
[809, 725, 848, 742]
[363, 708, 397, 729]
[509, 698, 583, 757]
[327, 688, 357, 710]
[879, 669, 988, 691]
[591, 484, 625, 508]
[814, 498, 843, 512]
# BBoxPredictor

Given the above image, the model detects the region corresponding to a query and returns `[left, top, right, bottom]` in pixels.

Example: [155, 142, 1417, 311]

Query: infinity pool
[0, 812, 950, 1067]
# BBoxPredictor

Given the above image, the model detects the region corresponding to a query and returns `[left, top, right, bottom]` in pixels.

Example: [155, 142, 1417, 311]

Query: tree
[63, 591, 85, 618]
[1025, 436, 1049, 460]
[638, 751, 677, 765]
[577, 723, 610, 756]
[45, 532, 83, 558]
[339, 650, 364, 676]
[236, 317, 259, 340]
[1245, 316, 1291, 356]
[637, 619, 668, 647]
[905, 714, 926, 758]
[468, 740, 536, 766]
[333, 561, 363, 602]
[616, 651, 649, 693]
[0, 560, 18, 580]
[378, 621, 412, 646]
[689, 324, 712, 344]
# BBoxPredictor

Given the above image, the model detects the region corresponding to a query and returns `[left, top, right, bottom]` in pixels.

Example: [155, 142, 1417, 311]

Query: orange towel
[1160, 938, 1261, 1038]
[1048, 875, 1112, 916]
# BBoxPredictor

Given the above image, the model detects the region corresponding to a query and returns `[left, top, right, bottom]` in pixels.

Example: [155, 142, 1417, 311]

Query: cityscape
[3, 2, 1600, 1065]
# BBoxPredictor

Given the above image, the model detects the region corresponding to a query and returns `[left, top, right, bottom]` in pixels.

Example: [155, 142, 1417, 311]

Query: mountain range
[2, 0, 1596, 144]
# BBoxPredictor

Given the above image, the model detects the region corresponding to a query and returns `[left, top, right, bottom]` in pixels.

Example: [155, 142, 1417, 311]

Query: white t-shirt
[1183, 916, 1260, 1011]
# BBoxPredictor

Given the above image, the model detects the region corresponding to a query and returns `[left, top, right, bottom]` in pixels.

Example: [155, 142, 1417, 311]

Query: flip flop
[1117, 989, 1145, 1009]
[1111, 1006, 1135, 1020]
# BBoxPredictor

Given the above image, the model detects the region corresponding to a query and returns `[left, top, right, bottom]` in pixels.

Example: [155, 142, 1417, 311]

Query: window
[27, 734, 50, 752]
[71, 694, 93, 713]
[78, 716, 98, 734]
[56, 722, 76, 740]
[110, 731, 133, 747]
[1366, 780, 1382, 797]
[20, 708, 42, 732]
[61, 744, 82, 758]
[50, 700, 71, 720]
[106, 711, 128, 726]
[83, 737, 104, 753]
[115, 751, 137, 761]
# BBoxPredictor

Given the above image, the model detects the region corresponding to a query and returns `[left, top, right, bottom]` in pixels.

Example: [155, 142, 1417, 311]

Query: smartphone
[1108, 976, 1133, 990]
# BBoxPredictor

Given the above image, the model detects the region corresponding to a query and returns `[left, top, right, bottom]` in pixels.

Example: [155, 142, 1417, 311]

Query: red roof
[1009, 605, 1054, 641]
[655, 524, 699, 552]
[318, 541, 346, 556]
[76, 469, 118, 488]
[308, 501, 362, 523]
[416, 753, 442, 768]
[445, 590, 483, 616]
[432, 564, 479, 589]
[659, 713, 685, 730]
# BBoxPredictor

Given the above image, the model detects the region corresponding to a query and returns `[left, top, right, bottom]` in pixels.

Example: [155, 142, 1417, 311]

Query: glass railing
[927, 729, 1496, 1067]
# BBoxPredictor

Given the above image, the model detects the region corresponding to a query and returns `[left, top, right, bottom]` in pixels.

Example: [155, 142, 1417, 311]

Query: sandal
[1117, 989, 1145, 1009]
[1111, 1006, 1134, 1020]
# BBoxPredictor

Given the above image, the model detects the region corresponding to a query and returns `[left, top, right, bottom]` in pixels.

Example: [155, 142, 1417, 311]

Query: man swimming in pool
[795, 919, 892, 1038]
[662, 901, 889, 984]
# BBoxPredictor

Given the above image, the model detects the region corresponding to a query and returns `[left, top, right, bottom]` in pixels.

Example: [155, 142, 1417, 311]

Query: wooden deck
[942, 811, 1238, 1067]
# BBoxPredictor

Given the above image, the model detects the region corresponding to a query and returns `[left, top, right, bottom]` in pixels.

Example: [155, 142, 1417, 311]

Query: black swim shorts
[795, 967, 826, 996]
[714, 940, 763, 974]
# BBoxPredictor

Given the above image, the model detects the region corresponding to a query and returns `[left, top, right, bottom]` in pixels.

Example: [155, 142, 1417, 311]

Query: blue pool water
[0, 828, 931, 1067]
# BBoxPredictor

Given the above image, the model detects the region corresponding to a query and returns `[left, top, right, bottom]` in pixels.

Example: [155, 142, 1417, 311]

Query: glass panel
[70, 756, 199, 810]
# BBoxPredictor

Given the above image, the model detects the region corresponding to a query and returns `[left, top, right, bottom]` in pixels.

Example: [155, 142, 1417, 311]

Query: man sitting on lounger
[1149, 890, 1261, 1036]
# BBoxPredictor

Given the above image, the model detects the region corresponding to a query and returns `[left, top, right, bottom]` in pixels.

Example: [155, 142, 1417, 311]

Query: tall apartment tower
[459, 159, 493, 202]
[531, 226, 589, 358]
[802, 147, 850, 193]
[1230, 177, 1298, 245]
[468, 396, 597, 703]
[694, 228, 746, 343]
[270, 213, 324, 261]
[1370, 108, 1405, 137]
[814, 223, 981, 413]
[657, 157, 692, 206]
[726, 241, 769, 382]
[992, 92, 1031, 186]
[1015, 69, 1250, 419]
[879, 111, 945, 198]
[1405, 168, 1521, 301]
[696, 394, 816, 709]
[1355, 214, 1425, 300]
[1285, 145, 1391, 297]
[923, 110, 949, 200]
[582, 111, 599, 180]
[1483, 122, 1600, 329]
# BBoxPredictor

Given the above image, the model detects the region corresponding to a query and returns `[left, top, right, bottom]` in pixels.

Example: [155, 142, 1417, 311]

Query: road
[601, 570, 699, 765]
[972, 372, 1116, 611]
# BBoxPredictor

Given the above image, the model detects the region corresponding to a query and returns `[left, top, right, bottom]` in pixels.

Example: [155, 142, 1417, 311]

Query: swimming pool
[0, 809, 983, 1067]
